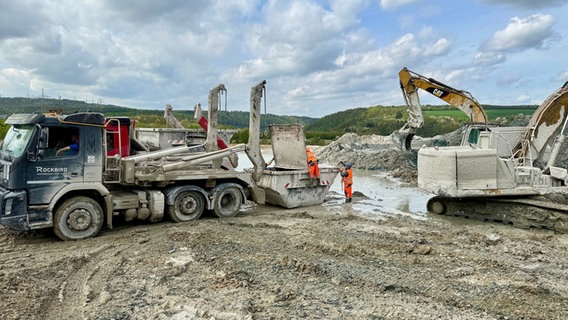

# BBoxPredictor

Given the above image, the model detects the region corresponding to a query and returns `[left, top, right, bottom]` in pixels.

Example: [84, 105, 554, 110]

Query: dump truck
[418, 81, 568, 232]
[0, 80, 338, 240]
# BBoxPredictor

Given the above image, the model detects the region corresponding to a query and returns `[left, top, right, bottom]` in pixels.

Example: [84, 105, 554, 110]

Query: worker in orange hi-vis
[306, 147, 320, 186]
[339, 162, 353, 203]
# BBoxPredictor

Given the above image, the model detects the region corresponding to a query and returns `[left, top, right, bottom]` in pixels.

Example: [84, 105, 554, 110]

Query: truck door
[26, 126, 85, 205]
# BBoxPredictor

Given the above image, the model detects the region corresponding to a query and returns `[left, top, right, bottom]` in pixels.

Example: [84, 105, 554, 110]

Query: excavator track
[427, 196, 568, 233]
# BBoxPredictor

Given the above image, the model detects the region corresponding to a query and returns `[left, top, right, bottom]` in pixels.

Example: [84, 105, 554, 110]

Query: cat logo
[431, 88, 445, 97]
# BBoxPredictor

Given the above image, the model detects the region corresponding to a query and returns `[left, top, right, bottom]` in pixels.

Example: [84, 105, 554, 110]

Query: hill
[303, 104, 537, 144]
[0, 97, 135, 116]
[0, 97, 538, 144]
[0, 97, 317, 131]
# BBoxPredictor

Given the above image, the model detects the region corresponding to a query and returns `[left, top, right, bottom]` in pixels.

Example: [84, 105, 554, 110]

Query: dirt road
[0, 191, 567, 320]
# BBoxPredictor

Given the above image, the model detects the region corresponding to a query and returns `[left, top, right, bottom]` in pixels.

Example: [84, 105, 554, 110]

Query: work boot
[313, 178, 320, 187]
[346, 198, 352, 203]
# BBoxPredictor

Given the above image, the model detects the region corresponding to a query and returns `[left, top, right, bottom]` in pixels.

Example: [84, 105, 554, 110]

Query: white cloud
[516, 94, 530, 103]
[228, 0, 371, 80]
[0, 0, 567, 116]
[0, 68, 33, 97]
[555, 70, 568, 83]
[423, 38, 451, 56]
[261, 30, 454, 112]
[484, 14, 556, 52]
[478, 0, 568, 9]
[473, 52, 506, 66]
[380, 0, 422, 10]
[496, 74, 521, 87]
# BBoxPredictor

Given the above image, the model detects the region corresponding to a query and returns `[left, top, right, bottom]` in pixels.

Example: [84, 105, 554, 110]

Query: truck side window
[44, 127, 80, 157]
[57, 129, 80, 157]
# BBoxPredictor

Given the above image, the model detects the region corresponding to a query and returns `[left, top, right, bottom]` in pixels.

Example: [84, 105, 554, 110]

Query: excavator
[393, 67, 490, 151]
[418, 81, 568, 233]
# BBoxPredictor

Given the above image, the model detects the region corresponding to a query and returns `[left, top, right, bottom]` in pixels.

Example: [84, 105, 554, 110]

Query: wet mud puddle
[237, 152, 433, 220]
[324, 168, 433, 220]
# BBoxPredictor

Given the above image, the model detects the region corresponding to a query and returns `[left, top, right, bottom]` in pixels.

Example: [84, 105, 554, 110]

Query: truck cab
[0, 112, 108, 235]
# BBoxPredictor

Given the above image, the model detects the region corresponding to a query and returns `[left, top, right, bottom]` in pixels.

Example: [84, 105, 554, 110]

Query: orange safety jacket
[306, 148, 317, 165]
[341, 168, 353, 185]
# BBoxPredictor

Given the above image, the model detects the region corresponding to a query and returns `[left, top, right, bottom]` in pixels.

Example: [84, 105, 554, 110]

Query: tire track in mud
[2, 205, 568, 319]
[42, 242, 134, 319]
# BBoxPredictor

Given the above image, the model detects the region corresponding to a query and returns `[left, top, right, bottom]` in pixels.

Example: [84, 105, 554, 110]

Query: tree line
[0, 97, 537, 145]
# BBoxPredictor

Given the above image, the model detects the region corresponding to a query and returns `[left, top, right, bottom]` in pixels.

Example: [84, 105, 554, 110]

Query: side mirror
[38, 128, 48, 150]
[30, 126, 48, 161]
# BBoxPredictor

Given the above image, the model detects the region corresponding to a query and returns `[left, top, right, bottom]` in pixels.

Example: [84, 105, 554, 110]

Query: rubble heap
[315, 114, 568, 187]
[315, 129, 465, 186]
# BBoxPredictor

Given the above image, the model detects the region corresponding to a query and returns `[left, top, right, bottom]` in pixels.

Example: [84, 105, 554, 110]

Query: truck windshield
[1, 125, 35, 158]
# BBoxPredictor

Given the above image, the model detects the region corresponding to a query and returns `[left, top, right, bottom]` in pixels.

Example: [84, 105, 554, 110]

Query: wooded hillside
[0, 97, 537, 144]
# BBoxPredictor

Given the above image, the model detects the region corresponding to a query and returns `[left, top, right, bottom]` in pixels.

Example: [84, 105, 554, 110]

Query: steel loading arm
[164, 104, 184, 129]
[393, 67, 488, 150]
[205, 84, 227, 153]
[246, 80, 267, 182]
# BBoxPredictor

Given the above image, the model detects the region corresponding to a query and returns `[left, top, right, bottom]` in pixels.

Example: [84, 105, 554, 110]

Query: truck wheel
[213, 186, 242, 218]
[168, 191, 205, 222]
[54, 196, 104, 241]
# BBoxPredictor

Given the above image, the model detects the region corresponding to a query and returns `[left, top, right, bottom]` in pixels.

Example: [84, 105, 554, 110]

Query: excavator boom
[394, 67, 488, 150]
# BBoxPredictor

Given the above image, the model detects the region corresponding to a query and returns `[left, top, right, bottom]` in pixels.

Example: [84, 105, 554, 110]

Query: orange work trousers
[344, 183, 352, 199]
[308, 161, 320, 179]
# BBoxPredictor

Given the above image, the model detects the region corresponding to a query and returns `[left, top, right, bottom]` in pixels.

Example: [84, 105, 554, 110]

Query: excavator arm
[394, 67, 488, 150]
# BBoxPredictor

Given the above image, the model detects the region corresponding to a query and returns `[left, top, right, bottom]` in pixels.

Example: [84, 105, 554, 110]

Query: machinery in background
[393, 67, 490, 151]
[418, 81, 568, 232]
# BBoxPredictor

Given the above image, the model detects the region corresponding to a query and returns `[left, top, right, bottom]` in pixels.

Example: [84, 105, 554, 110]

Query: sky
[1, 0, 567, 118]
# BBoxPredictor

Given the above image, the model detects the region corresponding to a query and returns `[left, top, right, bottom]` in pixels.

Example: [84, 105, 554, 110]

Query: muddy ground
[1, 130, 567, 319]
[1, 198, 567, 320]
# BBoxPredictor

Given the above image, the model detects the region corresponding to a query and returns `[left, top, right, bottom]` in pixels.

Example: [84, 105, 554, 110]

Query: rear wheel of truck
[213, 185, 242, 218]
[168, 191, 205, 222]
[54, 196, 104, 241]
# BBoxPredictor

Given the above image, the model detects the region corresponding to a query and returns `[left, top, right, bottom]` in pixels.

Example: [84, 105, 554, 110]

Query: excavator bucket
[392, 129, 414, 151]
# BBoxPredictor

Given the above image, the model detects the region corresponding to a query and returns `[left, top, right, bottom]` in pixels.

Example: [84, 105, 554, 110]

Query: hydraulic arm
[394, 67, 488, 150]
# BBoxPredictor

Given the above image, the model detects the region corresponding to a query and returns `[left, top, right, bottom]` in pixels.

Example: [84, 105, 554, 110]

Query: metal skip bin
[256, 124, 339, 208]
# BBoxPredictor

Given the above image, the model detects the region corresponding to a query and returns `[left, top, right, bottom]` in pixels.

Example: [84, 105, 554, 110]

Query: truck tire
[168, 191, 205, 222]
[213, 185, 242, 218]
[53, 196, 104, 241]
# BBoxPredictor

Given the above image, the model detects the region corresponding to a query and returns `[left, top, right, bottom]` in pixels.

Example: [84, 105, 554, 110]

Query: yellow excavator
[393, 67, 489, 150]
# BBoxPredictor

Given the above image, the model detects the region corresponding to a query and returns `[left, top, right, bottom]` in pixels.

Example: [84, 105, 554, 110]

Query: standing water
[237, 149, 433, 220]
[325, 168, 432, 220]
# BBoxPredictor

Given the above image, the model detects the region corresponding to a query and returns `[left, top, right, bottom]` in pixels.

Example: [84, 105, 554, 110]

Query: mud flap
[105, 194, 114, 229]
